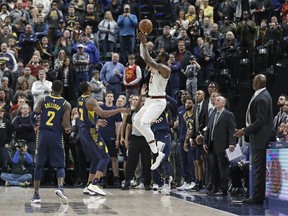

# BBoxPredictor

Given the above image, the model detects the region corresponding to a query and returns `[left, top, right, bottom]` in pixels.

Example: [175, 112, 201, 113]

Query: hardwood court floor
[0, 187, 235, 216]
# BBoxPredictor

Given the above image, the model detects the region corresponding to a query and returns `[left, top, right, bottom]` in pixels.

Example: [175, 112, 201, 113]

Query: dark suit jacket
[244, 89, 274, 150]
[204, 109, 236, 154]
[192, 99, 209, 139]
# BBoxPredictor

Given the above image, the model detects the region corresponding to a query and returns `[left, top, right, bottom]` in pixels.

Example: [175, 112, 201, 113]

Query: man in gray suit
[235, 74, 274, 204]
[203, 96, 236, 196]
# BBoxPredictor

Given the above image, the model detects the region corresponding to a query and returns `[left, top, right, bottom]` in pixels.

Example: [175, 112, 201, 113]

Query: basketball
[139, 19, 153, 35]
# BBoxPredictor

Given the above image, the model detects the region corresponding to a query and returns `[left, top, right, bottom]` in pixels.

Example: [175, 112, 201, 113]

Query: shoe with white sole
[152, 183, 159, 191]
[184, 182, 196, 191]
[176, 182, 189, 191]
[161, 176, 173, 195]
[151, 151, 165, 170]
[135, 182, 144, 189]
[55, 188, 69, 204]
[83, 187, 96, 196]
[31, 192, 41, 203]
[88, 183, 107, 196]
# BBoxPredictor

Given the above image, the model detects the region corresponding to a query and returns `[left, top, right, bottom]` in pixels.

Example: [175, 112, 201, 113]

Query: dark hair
[52, 80, 63, 93]
[280, 94, 288, 101]
[79, 81, 90, 93]
[19, 80, 29, 90]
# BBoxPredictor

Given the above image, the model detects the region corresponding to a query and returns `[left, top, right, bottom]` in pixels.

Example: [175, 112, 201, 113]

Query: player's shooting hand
[138, 31, 147, 43]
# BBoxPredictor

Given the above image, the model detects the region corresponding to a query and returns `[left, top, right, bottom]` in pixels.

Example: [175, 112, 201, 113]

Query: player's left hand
[138, 31, 147, 44]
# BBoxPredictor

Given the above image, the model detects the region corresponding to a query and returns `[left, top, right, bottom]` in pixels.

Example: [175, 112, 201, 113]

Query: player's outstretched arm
[86, 98, 131, 118]
[63, 102, 72, 133]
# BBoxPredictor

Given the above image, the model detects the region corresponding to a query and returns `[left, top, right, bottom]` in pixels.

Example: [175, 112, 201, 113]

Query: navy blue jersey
[178, 105, 187, 141]
[77, 95, 98, 128]
[39, 95, 66, 132]
[151, 110, 170, 133]
[99, 104, 122, 140]
[183, 111, 193, 131]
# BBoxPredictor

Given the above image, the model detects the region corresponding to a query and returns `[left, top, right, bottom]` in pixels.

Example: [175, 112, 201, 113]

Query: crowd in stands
[0, 0, 286, 199]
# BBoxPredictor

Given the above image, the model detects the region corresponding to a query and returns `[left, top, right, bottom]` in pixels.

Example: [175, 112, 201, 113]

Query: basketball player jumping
[134, 31, 171, 170]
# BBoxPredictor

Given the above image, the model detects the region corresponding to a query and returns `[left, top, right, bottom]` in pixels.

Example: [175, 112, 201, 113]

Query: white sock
[149, 142, 158, 154]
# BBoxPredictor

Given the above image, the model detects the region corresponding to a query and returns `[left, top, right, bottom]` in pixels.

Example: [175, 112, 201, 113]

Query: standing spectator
[176, 10, 190, 30]
[27, 55, 43, 78]
[154, 26, 178, 54]
[123, 54, 142, 100]
[252, 0, 274, 25]
[52, 36, 72, 57]
[33, 14, 48, 39]
[109, 0, 121, 21]
[16, 67, 37, 91]
[204, 96, 236, 196]
[70, 0, 85, 22]
[90, 70, 106, 102]
[65, 5, 79, 32]
[98, 10, 118, 57]
[235, 74, 274, 205]
[99, 92, 122, 188]
[73, 33, 100, 80]
[33, 1, 50, 16]
[11, 103, 36, 157]
[0, 25, 14, 45]
[167, 53, 181, 99]
[10, 0, 30, 36]
[0, 60, 14, 89]
[57, 58, 76, 106]
[54, 50, 67, 71]
[0, 106, 12, 173]
[219, 16, 236, 37]
[31, 70, 52, 108]
[100, 53, 124, 101]
[83, 4, 100, 35]
[18, 24, 37, 65]
[0, 4, 10, 22]
[72, 44, 90, 93]
[0, 43, 17, 73]
[117, 4, 138, 64]
[217, 0, 236, 23]
[45, 0, 63, 43]
[0, 140, 33, 187]
[1, 77, 14, 103]
[183, 55, 201, 97]
[203, 0, 214, 24]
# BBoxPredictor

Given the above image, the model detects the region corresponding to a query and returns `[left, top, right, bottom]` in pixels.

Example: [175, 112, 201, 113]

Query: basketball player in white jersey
[134, 31, 171, 170]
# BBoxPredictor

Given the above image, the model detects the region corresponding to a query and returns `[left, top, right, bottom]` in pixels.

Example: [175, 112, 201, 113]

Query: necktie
[211, 112, 220, 141]
[196, 104, 201, 131]
[208, 107, 213, 118]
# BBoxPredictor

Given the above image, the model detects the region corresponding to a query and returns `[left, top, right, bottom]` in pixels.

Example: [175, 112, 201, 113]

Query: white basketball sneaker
[151, 151, 165, 170]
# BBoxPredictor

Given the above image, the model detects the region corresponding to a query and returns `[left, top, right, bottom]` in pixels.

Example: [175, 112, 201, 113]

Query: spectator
[34, 3, 49, 16]
[52, 36, 72, 57]
[10, 0, 30, 36]
[83, 4, 100, 35]
[37, 36, 52, 62]
[167, 53, 181, 99]
[72, 43, 90, 93]
[72, 33, 100, 80]
[123, 54, 141, 100]
[0, 25, 14, 45]
[0, 140, 32, 187]
[98, 10, 118, 57]
[18, 24, 38, 65]
[176, 10, 190, 30]
[16, 66, 37, 91]
[219, 16, 236, 37]
[282, 0, 288, 23]
[13, 80, 33, 108]
[65, 5, 79, 32]
[11, 103, 36, 157]
[54, 50, 67, 71]
[202, 16, 212, 37]
[186, 5, 197, 25]
[100, 53, 124, 101]
[57, 57, 76, 106]
[0, 4, 10, 22]
[31, 70, 52, 108]
[116, 4, 138, 64]
[33, 14, 48, 39]
[42, 60, 57, 82]
[45, 0, 63, 43]
[0, 105, 12, 173]
[1, 77, 14, 103]
[54, 19, 67, 42]
[252, 0, 273, 25]
[27, 54, 43, 78]
[154, 25, 178, 53]
[217, 0, 236, 23]
[90, 70, 106, 102]
[203, 0, 214, 24]
[0, 60, 14, 89]
[183, 55, 201, 97]
[70, 0, 85, 22]
[109, 0, 121, 21]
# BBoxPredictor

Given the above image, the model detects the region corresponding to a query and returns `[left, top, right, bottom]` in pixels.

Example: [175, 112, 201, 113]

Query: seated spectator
[42, 60, 57, 82]
[0, 4, 10, 22]
[90, 70, 106, 102]
[0, 140, 33, 187]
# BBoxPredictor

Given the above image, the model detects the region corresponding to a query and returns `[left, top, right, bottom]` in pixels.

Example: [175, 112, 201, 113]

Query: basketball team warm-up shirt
[40, 95, 67, 132]
[77, 95, 98, 128]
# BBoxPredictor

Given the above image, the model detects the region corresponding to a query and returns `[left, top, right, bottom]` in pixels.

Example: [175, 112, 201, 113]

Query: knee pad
[34, 165, 43, 181]
[97, 154, 110, 173]
[56, 168, 65, 178]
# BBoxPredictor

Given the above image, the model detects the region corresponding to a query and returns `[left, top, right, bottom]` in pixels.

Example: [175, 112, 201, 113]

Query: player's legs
[134, 98, 166, 153]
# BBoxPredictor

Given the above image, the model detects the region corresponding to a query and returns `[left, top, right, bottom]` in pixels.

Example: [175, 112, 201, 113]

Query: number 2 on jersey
[46, 111, 55, 126]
